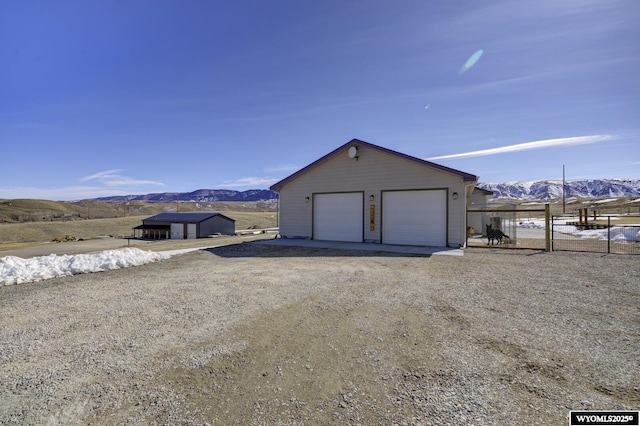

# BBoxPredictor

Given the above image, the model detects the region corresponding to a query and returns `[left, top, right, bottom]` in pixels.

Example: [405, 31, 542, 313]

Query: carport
[133, 224, 169, 240]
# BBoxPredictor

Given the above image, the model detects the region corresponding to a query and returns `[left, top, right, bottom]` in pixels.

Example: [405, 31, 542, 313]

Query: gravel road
[1, 243, 638, 425]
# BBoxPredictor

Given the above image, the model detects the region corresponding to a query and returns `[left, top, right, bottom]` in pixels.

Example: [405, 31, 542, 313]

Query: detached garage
[270, 139, 478, 248]
[133, 212, 235, 240]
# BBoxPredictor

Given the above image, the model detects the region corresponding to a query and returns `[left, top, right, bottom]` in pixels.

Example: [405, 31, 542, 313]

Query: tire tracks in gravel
[150, 283, 445, 425]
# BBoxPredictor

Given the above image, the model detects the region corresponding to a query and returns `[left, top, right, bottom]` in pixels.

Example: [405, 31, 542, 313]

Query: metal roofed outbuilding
[133, 212, 235, 240]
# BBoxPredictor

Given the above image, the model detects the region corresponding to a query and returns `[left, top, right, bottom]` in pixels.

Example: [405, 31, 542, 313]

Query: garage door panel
[314, 193, 363, 242]
[382, 190, 446, 246]
[170, 223, 184, 240]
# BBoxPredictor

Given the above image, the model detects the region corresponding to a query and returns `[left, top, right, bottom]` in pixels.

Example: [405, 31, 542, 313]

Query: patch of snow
[574, 228, 609, 240]
[610, 227, 640, 242]
[521, 218, 640, 242]
[518, 221, 544, 229]
[572, 226, 640, 241]
[1, 245, 222, 286]
[1, 248, 166, 286]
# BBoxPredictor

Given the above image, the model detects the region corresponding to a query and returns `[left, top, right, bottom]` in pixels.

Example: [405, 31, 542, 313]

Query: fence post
[550, 214, 554, 251]
[545, 204, 551, 252]
[607, 216, 611, 254]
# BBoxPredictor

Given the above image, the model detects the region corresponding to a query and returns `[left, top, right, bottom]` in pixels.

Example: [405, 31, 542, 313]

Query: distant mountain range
[477, 179, 640, 201]
[95, 189, 278, 202]
[94, 179, 640, 203]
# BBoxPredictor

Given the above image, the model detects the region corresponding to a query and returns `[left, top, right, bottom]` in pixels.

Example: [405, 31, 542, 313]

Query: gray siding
[199, 215, 235, 236]
[278, 144, 473, 247]
[467, 190, 490, 234]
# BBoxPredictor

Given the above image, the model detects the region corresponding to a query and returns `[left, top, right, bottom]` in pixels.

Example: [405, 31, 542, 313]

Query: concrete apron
[255, 238, 464, 256]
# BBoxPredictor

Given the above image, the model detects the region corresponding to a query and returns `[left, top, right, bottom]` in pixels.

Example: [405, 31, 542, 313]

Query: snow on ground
[517, 221, 545, 229]
[521, 218, 640, 241]
[572, 226, 640, 241]
[2, 220, 638, 287]
[0, 246, 211, 286]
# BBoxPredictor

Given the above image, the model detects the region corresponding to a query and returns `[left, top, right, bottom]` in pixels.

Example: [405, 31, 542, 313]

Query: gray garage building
[270, 139, 478, 248]
[133, 212, 235, 240]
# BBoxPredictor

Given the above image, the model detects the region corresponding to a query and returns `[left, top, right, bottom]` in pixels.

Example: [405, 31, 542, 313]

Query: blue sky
[1, 0, 638, 201]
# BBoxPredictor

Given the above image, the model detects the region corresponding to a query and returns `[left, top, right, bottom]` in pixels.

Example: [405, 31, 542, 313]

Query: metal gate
[552, 215, 640, 254]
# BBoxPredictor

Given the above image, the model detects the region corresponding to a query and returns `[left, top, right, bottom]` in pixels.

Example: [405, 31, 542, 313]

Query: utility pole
[562, 164, 566, 214]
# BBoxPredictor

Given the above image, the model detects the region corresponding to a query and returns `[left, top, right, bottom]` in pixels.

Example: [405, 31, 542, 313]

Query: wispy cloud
[426, 135, 616, 161]
[264, 164, 298, 173]
[218, 176, 279, 188]
[0, 170, 166, 200]
[0, 186, 132, 201]
[80, 169, 164, 187]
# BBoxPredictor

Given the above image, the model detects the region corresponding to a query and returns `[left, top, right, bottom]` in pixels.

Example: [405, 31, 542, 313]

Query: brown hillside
[0, 199, 277, 244]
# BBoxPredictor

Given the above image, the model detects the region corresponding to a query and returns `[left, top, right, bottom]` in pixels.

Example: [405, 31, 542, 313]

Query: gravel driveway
[1, 243, 638, 425]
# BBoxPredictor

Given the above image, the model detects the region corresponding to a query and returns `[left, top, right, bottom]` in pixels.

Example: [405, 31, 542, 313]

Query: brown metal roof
[270, 138, 478, 191]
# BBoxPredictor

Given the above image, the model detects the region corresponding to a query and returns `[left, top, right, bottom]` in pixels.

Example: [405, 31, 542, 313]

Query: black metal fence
[551, 215, 640, 254]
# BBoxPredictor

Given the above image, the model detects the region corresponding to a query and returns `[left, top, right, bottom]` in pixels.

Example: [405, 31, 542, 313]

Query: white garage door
[313, 193, 363, 242]
[382, 190, 447, 246]
[170, 223, 184, 239]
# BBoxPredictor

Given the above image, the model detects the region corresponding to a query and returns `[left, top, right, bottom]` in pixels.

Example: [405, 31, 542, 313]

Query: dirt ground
[1, 243, 638, 425]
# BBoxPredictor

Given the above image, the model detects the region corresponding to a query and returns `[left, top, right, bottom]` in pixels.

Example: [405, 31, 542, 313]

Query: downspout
[463, 181, 477, 248]
[276, 192, 280, 238]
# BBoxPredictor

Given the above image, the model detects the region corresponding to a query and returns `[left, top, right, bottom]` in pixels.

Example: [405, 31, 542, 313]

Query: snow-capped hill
[477, 179, 640, 201]
[96, 189, 278, 202]
[93, 180, 639, 203]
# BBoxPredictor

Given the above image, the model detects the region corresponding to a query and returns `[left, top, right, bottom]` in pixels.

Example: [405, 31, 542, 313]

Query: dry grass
[579, 216, 640, 225]
[0, 211, 277, 245]
[0, 216, 143, 244]
[0, 199, 276, 223]
[0, 198, 277, 245]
